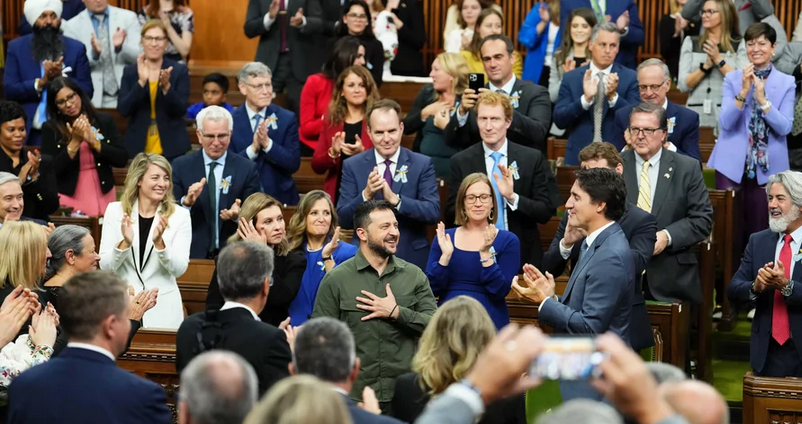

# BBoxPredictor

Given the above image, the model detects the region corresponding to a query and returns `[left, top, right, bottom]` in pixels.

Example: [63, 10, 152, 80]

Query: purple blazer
[708, 67, 796, 185]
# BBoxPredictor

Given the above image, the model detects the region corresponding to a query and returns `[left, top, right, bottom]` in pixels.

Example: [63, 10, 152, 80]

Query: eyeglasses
[346, 13, 368, 20]
[55, 92, 79, 108]
[699, 9, 719, 16]
[628, 127, 664, 136]
[243, 82, 273, 92]
[638, 78, 669, 93]
[143, 35, 167, 44]
[201, 133, 230, 141]
[465, 194, 492, 204]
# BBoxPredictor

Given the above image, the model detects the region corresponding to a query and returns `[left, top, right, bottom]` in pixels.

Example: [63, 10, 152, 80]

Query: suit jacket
[447, 141, 561, 268]
[230, 104, 301, 206]
[708, 68, 796, 185]
[553, 64, 640, 165]
[176, 307, 292, 395]
[344, 393, 406, 424]
[0, 150, 60, 222]
[40, 111, 129, 196]
[311, 119, 373, 203]
[519, 2, 562, 84]
[244, 0, 317, 79]
[7, 347, 171, 424]
[559, 0, 645, 69]
[3, 34, 93, 145]
[443, 78, 551, 153]
[387, 0, 426, 77]
[171, 150, 263, 258]
[99, 201, 192, 329]
[622, 148, 713, 304]
[118, 58, 190, 160]
[613, 101, 702, 162]
[61, 6, 142, 108]
[542, 205, 656, 351]
[728, 229, 802, 375]
[337, 147, 440, 269]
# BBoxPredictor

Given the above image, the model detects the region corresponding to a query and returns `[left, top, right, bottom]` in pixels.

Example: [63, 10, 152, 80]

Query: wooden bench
[295, 157, 326, 195]
[708, 189, 744, 332]
[48, 215, 102, 249]
[176, 259, 216, 316]
[117, 330, 179, 419]
[743, 372, 802, 424]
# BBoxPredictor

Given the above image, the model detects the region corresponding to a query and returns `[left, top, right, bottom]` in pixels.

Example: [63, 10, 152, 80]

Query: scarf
[745, 65, 772, 180]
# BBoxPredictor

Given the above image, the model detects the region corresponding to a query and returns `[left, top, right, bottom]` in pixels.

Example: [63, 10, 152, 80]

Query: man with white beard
[728, 170, 802, 378]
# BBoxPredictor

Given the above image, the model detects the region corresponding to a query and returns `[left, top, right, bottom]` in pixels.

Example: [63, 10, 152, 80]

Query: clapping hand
[128, 288, 159, 321]
[616, 10, 630, 31]
[220, 199, 242, 221]
[358, 387, 382, 414]
[741, 63, 754, 94]
[538, 3, 550, 21]
[158, 10, 171, 26]
[252, 119, 270, 152]
[702, 39, 722, 64]
[90, 33, 102, 56]
[0, 286, 36, 346]
[493, 163, 514, 201]
[481, 225, 499, 254]
[289, 8, 305, 27]
[120, 213, 134, 248]
[182, 178, 206, 207]
[511, 264, 555, 304]
[605, 73, 619, 100]
[238, 218, 267, 244]
[43, 57, 64, 80]
[321, 226, 341, 258]
[563, 58, 576, 73]
[29, 302, 58, 349]
[268, 0, 281, 19]
[159, 66, 173, 94]
[341, 134, 365, 156]
[328, 132, 345, 158]
[19, 150, 41, 183]
[436, 222, 454, 266]
[582, 69, 599, 103]
[362, 167, 384, 200]
[752, 73, 767, 106]
[136, 54, 149, 85]
[112, 27, 127, 49]
[152, 215, 169, 248]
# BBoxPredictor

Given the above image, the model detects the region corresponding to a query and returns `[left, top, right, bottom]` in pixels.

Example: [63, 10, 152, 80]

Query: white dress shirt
[361, 148, 402, 209]
[580, 62, 619, 110]
[245, 103, 274, 159]
[220, 301, 261, 321]
[180, 150, 227, 249]
[481, 139, 519, 231]
[634, 149, 675, 245]
[67, 342, 116, 362]
[775, 225, 802, 278]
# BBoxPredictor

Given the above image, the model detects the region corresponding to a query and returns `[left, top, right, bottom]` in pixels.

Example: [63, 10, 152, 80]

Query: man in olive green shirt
[312, 200, 437, 410]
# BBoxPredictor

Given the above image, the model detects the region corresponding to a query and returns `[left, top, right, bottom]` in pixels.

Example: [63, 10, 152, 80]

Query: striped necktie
[637, 160, 652, 213]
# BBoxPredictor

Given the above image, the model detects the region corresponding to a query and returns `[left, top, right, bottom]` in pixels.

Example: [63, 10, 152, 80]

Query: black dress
[659, 14, 700, 82]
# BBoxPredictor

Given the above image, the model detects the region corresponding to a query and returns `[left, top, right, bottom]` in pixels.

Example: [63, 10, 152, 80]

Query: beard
[367, 234, 397, 259]
[769, 207, 802, 233]
[31, 23, 63, 62]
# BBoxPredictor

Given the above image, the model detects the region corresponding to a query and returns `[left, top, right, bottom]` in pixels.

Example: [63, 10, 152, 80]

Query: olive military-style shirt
[311, 249, 437, 403]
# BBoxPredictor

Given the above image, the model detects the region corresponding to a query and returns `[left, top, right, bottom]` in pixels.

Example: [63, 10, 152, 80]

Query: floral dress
[372, 10, 398, 79]
[0, 335, 53, 405]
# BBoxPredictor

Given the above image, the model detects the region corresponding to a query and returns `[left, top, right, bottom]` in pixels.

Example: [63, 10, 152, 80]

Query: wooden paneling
[743, 372, 802, 424]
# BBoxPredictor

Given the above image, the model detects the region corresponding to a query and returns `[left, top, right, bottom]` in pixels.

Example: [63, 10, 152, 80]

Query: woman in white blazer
[99, 153, 191, 330]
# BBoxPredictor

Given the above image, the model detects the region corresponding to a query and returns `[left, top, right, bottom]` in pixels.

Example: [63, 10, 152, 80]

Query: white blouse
[0, 335, 53, 403]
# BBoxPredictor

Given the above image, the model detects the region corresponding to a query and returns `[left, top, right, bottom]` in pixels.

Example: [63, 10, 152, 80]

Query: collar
[88, 7, 110, 20]
[201, 149, 227, 167]
[662, 99, 669, 110]
[245, 103, 267, 122]
[482, 138, 509, 158]
[220, 301, 260, 321]
[635, 147, 663, 166]
[373, 147, 401, 165]
[66, 342, 116, 362]
[354, 248, 398, 274]
[589, 61, 614, 75]
[585, 221, 616, 248]
[779, 225, 802, 245]
[331, 387, 350, 396]
[489, 75, 517, 95]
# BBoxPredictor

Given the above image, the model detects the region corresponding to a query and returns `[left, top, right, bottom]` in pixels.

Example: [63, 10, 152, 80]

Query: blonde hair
[412, 296, 496, 396]
[698, 0, 741, 54]
[669, 0, 682, 15]
[244, 375, 353, 424]
[287, 190, 342, 252]
[327, 66, 380, 126]
[454, 173, 498, 226]
[475, 90, 513, 121]
[227, 193, 289, 256]
[121, 153, 176, 220]
[0, 221, 48, 290]
[141, 19, 168, 38]
[433, 52, 470, 102]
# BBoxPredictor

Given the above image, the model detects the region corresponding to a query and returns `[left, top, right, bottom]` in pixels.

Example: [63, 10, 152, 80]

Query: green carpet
[711, 313, 753, 403]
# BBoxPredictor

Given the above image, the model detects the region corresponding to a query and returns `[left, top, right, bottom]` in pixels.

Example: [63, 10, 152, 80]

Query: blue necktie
[252, 114, 262, 133]
[489, 151, 505, 231]
[577, 240, 589, 267]
[37, 63, 48, 127]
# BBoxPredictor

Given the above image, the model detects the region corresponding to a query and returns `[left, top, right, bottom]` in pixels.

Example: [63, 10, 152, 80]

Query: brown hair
[698, 0, 741, 55]
[577, 142, 623, 168]
[467, 8, 504, 61]
[143, 0, 187, 18]
[474, 90, 513, 121]
[0, 221, 48, 290]
[548, 0, 560, 26]
[227, 193, 289, 256]
[554, 8, 597, 75]
[59, 271, 128, 340]
[366, 98, 402, 129]
[455, 0, 494, 28]
[286, 190, 342, 252]
[140, 18, 169, 39]
[454, 173, 498, 226]
[326, 66, 380, 126]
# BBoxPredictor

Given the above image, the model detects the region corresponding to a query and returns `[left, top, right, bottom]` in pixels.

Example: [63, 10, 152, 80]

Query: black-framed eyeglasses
[201, 133, 231, 141]
[143, 35, 167, 44]
[699, 9, 719, 16]
[346, 13, 368, 20]
[628, 127, 664, 136]
[637, 78, 669, 92]
[465, 194, 492, 204]
[55, 92, 79, 108]
[242, 81, 272, 92]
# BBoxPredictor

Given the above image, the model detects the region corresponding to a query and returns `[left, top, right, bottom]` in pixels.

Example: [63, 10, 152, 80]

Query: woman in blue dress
[287, 190, 358, 326]
[426, 173, 520, 330]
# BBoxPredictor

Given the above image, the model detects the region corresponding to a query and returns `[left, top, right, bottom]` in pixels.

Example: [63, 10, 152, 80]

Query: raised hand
[19, 150, 41, 183]
[458, 88, 479, 115]
[616, 10, 630, 31]
[582, 69, 598, 103]
[136, 54, 149, 85]
[605, 72, 619, 100]
[220, 198, 242, 221]
[0, 286, 34, 346]
[128, 288, 159, 321]
[538, 3, 550, 21]
[362, 167, 384, 200]
[29, 305, 58, 348]
[183, 177, 206, 207]
[289, 8, 305, 27]
[90, 32, 102, 56]
[152, 215, 169, 247]
[328, 132, 345, 158]
[493, 163, 514, 201]
[563, 58, 576, 73]
[158, 10, 171, 26]
[113, 27, 127, 49]
[237, 218, 267, 244]
[159, 66, 173, 94]
[120, 213, 134, 248]
[341, 134, 365, 156]
[322, 226, 341, 258]
[481, 225, 499, 253]
[269, 0, 280, 19]
[752, 73, 767, 106]
[436, 222, 454, 265]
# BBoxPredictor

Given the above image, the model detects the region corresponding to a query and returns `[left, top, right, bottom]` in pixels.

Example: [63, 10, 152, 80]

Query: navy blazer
[612, 101, 702, 162]
[117, 58, 190, 160]
[344, 394, 406, 424]
[558, 0, 644, 69]
[553, 64, 640, 166]
[337, 147, 441, 269]
[3, 34, 93, 146]
[7, 347, 171, 424]
[171, 150, 263, 258]
[541, 204, 656, 351]
[728, 229, 802, 375]
[230, 104, 301, 206]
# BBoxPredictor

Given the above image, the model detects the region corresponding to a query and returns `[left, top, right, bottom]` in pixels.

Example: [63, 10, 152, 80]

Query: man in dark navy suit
[729, 170, 802, 378]
[230, 62, 301, 206]
[541, 142, 656, 352]
[172, 106, 262, 259]
[337, 99, 440, 270]
[291, 317, 405, 424]
[7, 271, 171, 424]
[559, 0, 644, 69]
[611, 59, 701, 162]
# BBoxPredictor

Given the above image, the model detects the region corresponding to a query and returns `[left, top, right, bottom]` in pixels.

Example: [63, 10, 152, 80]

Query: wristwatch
[781, 280, 795, 297]
[716, 59, 726, 68]
[760, 101, 772, 112]
[735, 94, 746, 102]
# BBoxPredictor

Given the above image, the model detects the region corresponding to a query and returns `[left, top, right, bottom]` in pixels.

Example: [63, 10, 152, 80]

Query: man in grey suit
[622, 102, 713, 304]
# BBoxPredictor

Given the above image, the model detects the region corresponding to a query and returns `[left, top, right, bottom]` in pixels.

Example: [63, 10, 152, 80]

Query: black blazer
[245, 0, 318, 80]
[386, 0, 426, 77]
[343, 394, 405, 424]
[443, 78, 551, 153]
[0, 150, 59, 222]
[447, 141, 561, 268]
[176, 307, 292, 395]
[206, 251, 307, 327]
[40, 112, 129, 196]
[391, 372, 525, 424]
[117, 58, 190, 160]
[352, 33, 385, 87]
[541, 204, 657, 351]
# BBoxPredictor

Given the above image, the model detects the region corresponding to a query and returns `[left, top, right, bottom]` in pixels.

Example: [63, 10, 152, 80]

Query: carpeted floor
[711, 313, 752, 403]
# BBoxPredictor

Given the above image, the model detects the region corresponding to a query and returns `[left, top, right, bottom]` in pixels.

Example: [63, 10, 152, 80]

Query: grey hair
[196, 105, 234, 132]
[536, 399, 623, 424]
[645, 362, 687, 384]
[630, 101, 668, 131]
[766, 171, 802, 207]
[292, 317, 356, 383]
[180, 351, 258, 424]
[217, 241, 274, 301]
[590, 22, 621, 43]
[45, 225, 90, 281]
[0, 172, 21, 188]
[637, 58, 672, 80]
[237, 62, 272, 84]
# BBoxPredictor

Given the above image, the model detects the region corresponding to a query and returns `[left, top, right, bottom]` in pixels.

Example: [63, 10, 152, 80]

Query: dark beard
[31, 24, 63, 63]
[367, 235, 396, 259]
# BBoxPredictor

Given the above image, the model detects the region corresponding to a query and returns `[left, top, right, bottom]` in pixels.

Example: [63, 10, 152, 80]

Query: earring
[489, 209, 494, 221]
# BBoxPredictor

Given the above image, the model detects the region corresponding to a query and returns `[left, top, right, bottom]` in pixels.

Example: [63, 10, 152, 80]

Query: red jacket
[311, 118, 373, 202]
[299, 73, 334, 150]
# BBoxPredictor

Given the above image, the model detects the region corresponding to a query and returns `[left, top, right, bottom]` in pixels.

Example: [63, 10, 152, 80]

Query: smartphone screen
[529, 337, 604, 380]
[468, 72, 485, 92]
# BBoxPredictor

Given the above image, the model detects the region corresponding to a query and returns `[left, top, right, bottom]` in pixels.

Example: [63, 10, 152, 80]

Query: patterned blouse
[0, 335, 53, 404]
[137, 7, 195, 61]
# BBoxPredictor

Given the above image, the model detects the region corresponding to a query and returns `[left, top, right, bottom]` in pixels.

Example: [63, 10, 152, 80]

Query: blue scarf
[746, 65, 772, 180]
